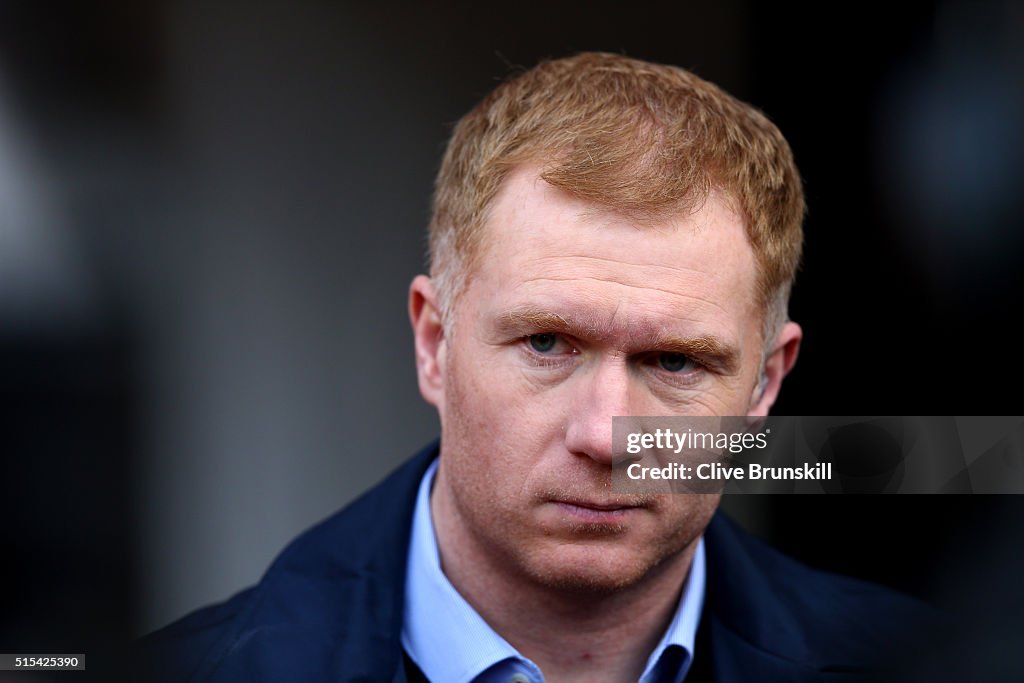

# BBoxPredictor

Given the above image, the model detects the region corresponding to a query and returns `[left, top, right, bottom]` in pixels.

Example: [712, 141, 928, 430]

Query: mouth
[550, 498, 644, 522]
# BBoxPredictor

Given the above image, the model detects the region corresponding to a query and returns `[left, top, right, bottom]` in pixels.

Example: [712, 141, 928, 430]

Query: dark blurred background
[1, 1, 1022, 680]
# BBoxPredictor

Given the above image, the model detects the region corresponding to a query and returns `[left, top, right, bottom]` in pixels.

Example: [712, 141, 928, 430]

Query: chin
[520, 544, 664, 594]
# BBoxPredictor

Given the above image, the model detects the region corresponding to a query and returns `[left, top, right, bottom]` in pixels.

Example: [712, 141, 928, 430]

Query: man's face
[413, 166, 796, 592]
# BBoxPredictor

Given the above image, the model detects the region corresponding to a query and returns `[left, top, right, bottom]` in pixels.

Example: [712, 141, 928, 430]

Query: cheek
[661, 386, 748, 418]
[443, 349, 533, 483]
[654, 493, 720, 546]
[442, 347, 575, 516]
[447, 330, 560, 435]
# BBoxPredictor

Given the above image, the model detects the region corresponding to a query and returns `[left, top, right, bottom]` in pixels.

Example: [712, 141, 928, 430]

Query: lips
[550, 498, 644, 523]
[556, 499, 639, 512]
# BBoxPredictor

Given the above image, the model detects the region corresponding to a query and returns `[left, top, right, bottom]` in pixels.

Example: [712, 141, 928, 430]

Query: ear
[409, 274, 445, 408]
[747, 321, 802, 417]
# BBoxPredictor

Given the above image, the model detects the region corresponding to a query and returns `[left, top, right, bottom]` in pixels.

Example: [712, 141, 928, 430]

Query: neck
[431, 476, 697, 683]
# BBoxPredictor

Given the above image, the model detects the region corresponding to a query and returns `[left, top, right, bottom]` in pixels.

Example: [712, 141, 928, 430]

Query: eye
[520, 333, 579, 369]
[657, 352, 697, 373]
[528, 333, 562, 354]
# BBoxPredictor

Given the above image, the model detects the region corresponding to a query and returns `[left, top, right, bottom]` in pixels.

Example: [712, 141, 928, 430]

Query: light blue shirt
[401, 458, 706, 683]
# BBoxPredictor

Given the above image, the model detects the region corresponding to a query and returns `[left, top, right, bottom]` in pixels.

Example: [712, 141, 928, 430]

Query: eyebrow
[495, 306, 741, 375]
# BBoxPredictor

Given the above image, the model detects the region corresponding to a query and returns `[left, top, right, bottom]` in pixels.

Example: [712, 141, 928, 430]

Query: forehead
[468, 166, 761, 348]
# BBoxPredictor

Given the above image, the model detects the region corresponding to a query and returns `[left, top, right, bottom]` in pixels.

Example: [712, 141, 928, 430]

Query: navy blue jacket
[139, 442, 940, 682]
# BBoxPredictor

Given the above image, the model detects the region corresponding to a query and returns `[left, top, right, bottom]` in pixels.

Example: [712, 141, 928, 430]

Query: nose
[563, 356, 636, 466]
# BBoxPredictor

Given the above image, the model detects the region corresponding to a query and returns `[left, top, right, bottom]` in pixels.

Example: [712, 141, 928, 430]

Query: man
[141, 52, 937, 682]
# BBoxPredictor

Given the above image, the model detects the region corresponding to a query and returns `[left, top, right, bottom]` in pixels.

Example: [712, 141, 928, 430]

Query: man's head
[428, 51, 803, 349]
[410, 53, 803, 593]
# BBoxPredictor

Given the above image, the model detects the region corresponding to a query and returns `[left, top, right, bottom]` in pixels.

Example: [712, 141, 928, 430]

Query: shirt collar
[640, 529, 705, 683]
[402, 457, 706, 683]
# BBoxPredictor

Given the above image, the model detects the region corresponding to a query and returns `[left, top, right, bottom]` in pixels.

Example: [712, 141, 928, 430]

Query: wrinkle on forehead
[530, 253, 717, 273]
[518, 274, 732, 317]
[524, 254, 735, 293]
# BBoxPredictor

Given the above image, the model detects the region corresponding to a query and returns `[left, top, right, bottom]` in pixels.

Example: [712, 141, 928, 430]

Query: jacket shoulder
[135, 587, 259, 682]
[134, 442, 438, 682]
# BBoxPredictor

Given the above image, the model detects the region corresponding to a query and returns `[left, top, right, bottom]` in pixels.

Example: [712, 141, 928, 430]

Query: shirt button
[508, 674, 530, 683]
